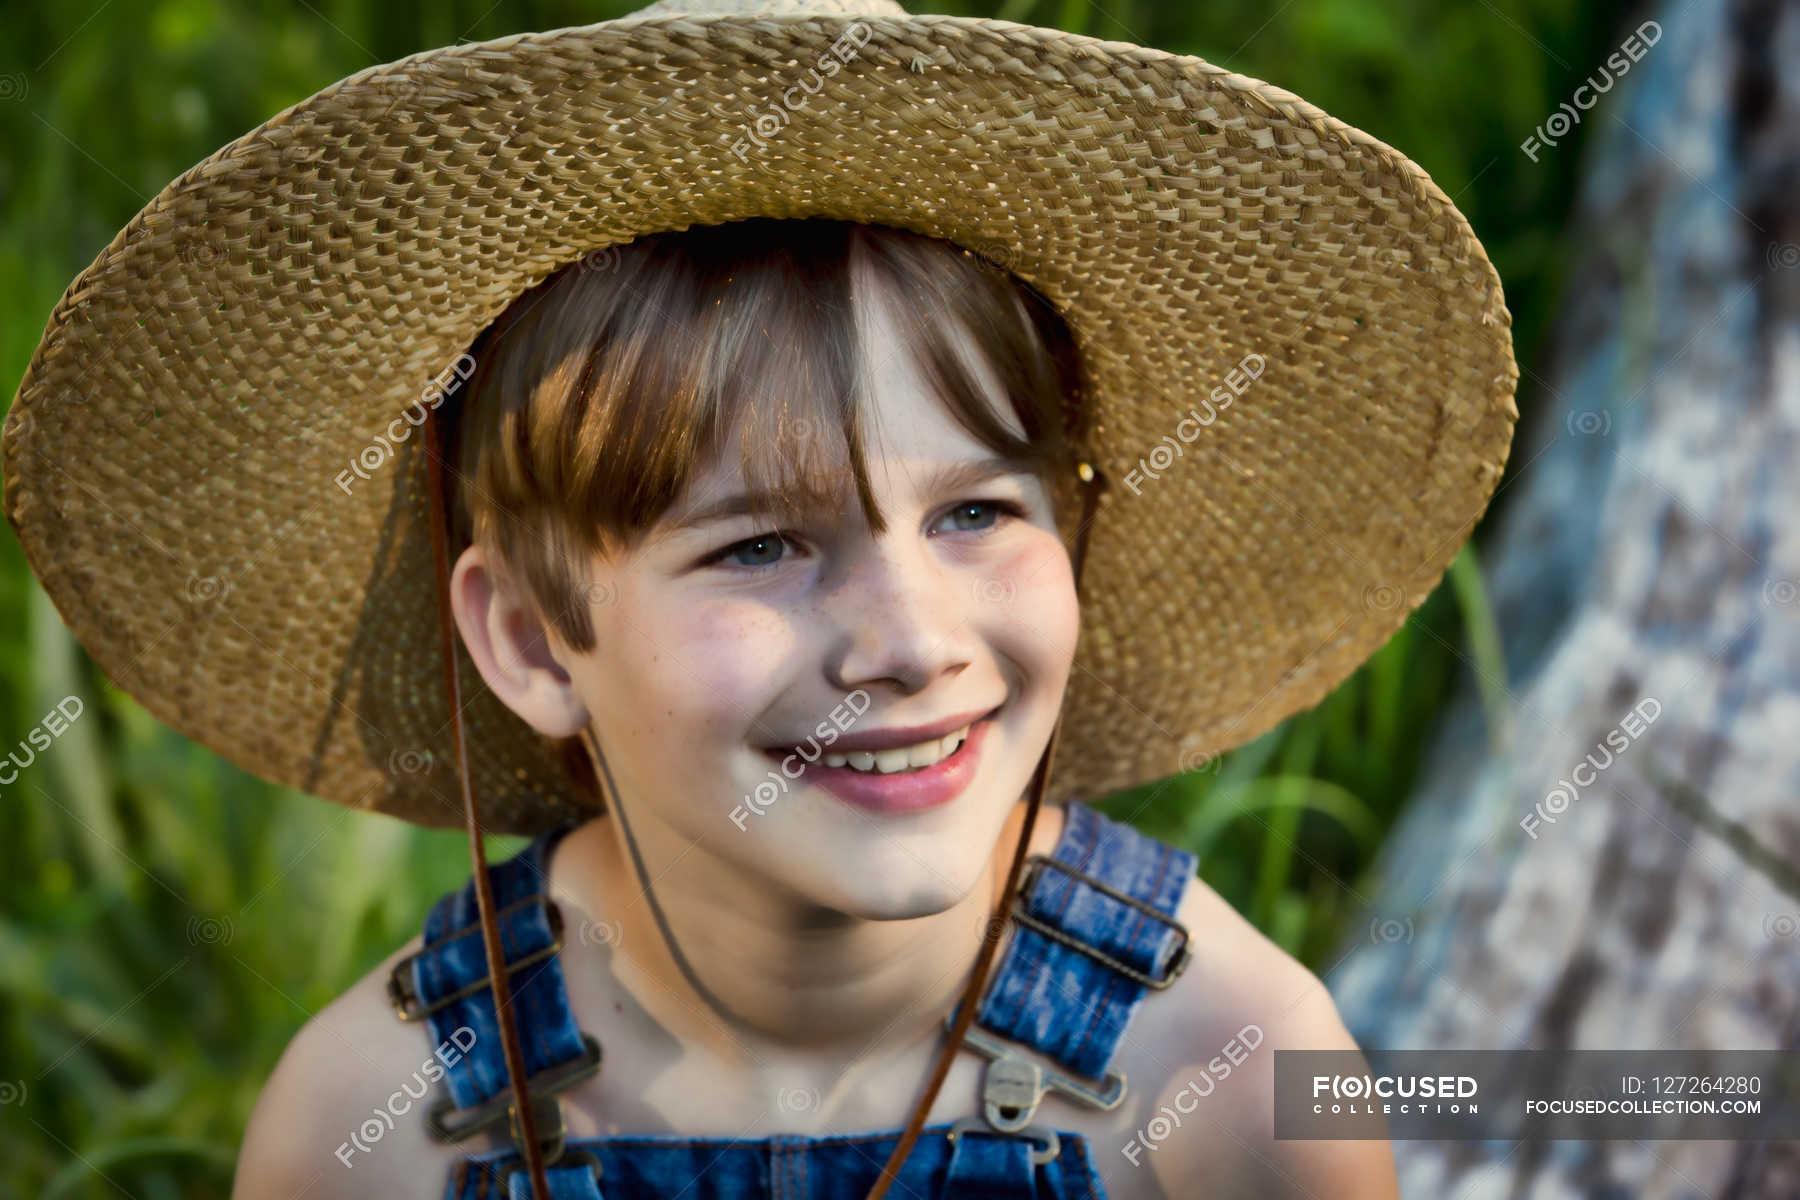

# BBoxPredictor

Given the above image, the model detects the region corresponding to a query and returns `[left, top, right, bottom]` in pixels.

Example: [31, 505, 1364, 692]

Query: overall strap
[978, 800, 1195, 1075]
[944, 799, 1195, 1196]
[390, 826, 607, 1198]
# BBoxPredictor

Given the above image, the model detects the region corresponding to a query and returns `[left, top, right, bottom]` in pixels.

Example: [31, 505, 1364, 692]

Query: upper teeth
[823, 725, 971, 774]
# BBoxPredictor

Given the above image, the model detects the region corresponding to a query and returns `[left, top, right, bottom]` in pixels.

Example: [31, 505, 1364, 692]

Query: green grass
[1094, 542, 1506, 967]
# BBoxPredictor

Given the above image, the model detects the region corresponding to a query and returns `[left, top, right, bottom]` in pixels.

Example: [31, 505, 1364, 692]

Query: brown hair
[437, 218, 1090, 792]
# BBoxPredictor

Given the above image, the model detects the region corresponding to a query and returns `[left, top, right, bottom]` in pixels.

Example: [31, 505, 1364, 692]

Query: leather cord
[423, 405, 556, 1200]
[577, 721, 751, 1029]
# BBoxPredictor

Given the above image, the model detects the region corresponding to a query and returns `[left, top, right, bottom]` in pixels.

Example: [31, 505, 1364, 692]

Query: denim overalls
[387, 800, 1197, 1199]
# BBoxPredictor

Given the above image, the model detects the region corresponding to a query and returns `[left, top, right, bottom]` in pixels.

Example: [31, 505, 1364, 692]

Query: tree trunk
[1327, 0, 1800, 1195]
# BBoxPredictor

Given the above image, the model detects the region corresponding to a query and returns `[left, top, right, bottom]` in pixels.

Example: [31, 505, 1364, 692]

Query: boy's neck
[544, 798, 1059, 1075]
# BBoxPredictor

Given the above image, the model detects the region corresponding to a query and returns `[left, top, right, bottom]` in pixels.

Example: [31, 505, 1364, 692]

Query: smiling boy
[225, 217, 1401, 1199]
[6, 3, 1514, 1197]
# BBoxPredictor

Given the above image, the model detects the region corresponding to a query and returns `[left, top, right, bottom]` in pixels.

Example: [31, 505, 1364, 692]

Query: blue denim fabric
[403, 866, 589, 1112]
[402, 801, 1197, 1199]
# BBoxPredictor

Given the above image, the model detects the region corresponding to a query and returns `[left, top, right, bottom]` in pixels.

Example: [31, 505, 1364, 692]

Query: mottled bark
[1327, 1, 1800, 1196]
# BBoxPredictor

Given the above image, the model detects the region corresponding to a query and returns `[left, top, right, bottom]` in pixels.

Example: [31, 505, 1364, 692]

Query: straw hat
[2, 0, 1517, 836]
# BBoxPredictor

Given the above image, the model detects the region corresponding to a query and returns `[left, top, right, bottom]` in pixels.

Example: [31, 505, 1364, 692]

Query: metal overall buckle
[425, 1033, 604, 1143]
[443, 1037, 605, 1188]
[945, 1117, 1061, 1166]
[498, 1147, 603, 1193]
[946, 1008, 1127, 1130]
[943, 1008, 1129, 1166]
[386, 894, 567, 1022]
[1013, 855, 1192, 990]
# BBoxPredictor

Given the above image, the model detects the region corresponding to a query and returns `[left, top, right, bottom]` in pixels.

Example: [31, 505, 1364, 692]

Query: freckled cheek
[982, 539, 1080, 673]
[637, 602, 801, 743]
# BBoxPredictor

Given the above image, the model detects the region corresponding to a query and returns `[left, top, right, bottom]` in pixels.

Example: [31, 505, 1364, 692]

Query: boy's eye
[714, 531, 791, 570]
[703, 498, 1026, 572]
[931, 498, 1024, 536]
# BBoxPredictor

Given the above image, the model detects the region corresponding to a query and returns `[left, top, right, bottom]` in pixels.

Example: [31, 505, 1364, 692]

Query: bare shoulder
[233, 932, 454, 1200]
[1099, 873, 1399, 1200]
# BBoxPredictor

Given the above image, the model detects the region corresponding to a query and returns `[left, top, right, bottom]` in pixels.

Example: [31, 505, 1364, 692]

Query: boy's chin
[796, 864, 987, 923]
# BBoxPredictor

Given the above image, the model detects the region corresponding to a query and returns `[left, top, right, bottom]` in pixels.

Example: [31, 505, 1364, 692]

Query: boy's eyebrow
[665, 453, 1041, 534]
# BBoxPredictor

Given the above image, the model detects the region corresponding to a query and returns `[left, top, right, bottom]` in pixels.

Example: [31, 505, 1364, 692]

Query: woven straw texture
[2, 0, 1518, 835]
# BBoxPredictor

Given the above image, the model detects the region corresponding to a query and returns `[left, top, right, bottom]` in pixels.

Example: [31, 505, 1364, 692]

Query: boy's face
[456, 294, 1080, 919]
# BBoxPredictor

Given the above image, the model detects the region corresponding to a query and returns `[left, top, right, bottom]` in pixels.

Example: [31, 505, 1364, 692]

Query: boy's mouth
[760, 705, 1002, 776]
[759, 710, 1001, 815]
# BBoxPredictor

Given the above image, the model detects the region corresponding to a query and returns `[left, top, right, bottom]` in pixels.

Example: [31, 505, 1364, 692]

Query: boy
[232, 218, 1399, 1198]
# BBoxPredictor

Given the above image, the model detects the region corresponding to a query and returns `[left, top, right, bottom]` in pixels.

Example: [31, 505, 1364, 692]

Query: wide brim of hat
[3, 11, 1517, 836]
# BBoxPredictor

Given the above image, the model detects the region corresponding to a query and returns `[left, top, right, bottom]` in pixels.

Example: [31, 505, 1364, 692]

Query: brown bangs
[440, 217, 1089, 658]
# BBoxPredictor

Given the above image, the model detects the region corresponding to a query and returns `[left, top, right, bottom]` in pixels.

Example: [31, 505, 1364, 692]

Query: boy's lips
[761, 703, 1002, 757]
[758, 709, 1001, 815]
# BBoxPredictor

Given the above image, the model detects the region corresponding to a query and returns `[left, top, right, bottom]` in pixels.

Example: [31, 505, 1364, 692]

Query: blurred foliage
[1, 0, 1628, 1195]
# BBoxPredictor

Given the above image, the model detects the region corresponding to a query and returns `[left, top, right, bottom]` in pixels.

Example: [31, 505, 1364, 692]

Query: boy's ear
[449, 543, 590, 738]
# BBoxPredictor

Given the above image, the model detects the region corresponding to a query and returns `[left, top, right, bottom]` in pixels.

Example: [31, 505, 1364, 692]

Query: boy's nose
[825, 546, 972, 695]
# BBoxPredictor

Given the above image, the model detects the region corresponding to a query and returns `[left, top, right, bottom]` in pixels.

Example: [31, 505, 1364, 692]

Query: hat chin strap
[422, 406, 560, 1198]
[422, 399, 1107, 1200]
